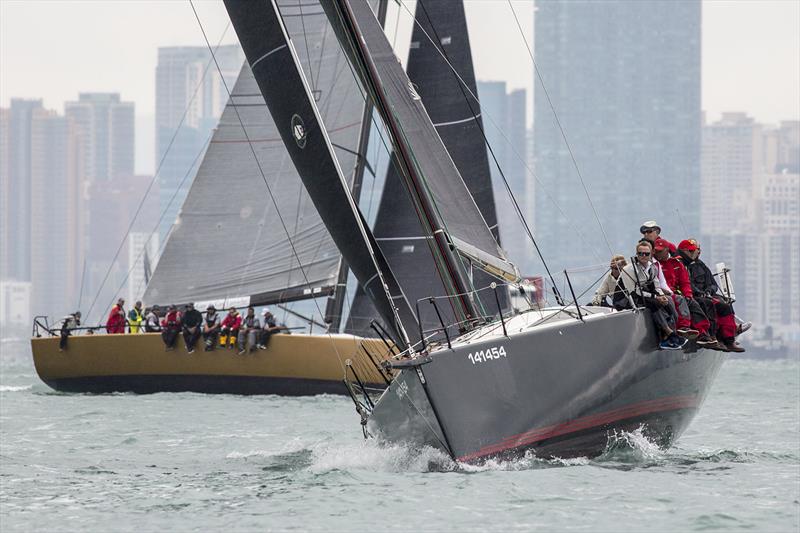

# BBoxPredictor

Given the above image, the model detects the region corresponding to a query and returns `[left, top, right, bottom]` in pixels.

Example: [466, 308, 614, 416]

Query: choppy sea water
[1, 342, 798, 532]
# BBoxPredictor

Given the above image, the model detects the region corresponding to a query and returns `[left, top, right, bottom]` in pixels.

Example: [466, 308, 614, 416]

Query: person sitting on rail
[237, 307, 261, 355]
[144, 305, 161, 332]
[160, 304, 182, 351]
[591, 255, 629, 308]
[182, 303, 203, 354]
[619, 240, 686, 350]
[676, 239, 750, 353]
[652, 238, 711, 343]
[258, 307, 288, 349]
[105, 298, 126, 334]
[128, 300, 144, 334]
[640, 220, 677, 256]
[220, 307, 242, 350]
[59, 311, 81, 351]
[202, 305, 221, 351]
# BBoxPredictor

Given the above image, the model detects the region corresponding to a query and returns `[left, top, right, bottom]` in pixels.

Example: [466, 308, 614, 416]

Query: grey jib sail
[346, 0, 505, 336]
[321, 0, 515, 282]
[145, 3, 369, 309]
[223, 0, 418, 345]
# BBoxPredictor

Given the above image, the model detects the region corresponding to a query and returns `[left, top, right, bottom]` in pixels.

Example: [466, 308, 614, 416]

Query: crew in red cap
[677, 239, 750, 352]
[653, 238, 717, 347]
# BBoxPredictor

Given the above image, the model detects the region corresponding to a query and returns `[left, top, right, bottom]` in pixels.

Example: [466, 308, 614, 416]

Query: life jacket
[128, 307, 143, 333]
[205, 312, 219, 327]
[163, 311, 181, 330]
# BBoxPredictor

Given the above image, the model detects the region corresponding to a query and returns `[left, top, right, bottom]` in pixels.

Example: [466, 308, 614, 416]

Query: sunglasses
[637, 251, 651, 256]
[642, 229, 657, 234]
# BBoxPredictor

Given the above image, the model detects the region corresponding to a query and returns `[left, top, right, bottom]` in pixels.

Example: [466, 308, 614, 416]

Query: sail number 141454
[468, 345, 507, 364]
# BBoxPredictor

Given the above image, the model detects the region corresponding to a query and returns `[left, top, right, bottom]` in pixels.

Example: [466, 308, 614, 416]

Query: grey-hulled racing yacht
[223, 0, 727, 461]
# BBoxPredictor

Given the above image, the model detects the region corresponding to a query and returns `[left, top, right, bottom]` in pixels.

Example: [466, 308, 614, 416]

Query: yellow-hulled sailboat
[32, 1, 399, 396]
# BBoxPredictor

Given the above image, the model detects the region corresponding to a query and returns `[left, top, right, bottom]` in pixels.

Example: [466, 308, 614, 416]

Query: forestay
[145, 1, 367, 309]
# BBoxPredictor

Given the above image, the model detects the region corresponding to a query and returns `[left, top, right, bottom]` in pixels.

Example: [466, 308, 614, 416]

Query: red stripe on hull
[458, 395, 700, 462]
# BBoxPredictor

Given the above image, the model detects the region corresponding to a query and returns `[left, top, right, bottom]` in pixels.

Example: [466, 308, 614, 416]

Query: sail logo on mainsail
[407, 81, 421, 101]
[291, 114, 307, 149]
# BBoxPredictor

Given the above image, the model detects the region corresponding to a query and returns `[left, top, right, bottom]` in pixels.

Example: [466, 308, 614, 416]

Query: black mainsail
[223, 0, 417, 345]
[346, 0, 504, 337]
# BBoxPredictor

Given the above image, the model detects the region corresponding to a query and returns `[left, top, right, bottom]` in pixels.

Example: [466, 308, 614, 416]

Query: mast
[325, 0, 389, 332]
[323, 0, 481, 328]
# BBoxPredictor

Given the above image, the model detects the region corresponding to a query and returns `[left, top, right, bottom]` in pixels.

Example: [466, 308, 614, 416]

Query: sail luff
[223, 0, 417, 346]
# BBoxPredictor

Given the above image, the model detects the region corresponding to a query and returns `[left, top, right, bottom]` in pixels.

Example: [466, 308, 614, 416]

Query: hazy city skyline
[2, 0, 799, 175]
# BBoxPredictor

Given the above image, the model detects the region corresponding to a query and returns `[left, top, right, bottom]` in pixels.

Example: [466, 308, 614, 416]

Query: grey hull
[366, 309, 726, 462]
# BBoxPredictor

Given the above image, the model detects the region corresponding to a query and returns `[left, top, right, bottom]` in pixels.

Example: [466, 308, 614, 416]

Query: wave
[0, 385, 32, 392]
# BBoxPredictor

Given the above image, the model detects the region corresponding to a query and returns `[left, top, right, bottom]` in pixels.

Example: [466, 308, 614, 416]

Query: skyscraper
[29, 108, 84, 316]
[155, 45, 243, 241]
[2, 99, 43, 282]
[533, 0, 701, 271]
[65, 93, 135, 183]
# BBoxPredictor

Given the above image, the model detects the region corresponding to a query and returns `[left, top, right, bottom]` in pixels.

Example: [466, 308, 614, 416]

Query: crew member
[106, 298, 126, 334]
[161, 304, 182, 350]
[203, 305, 221, 351]
[619, 241, 686, 350]
[59, 311, 81, 351]
[182, 303, 203, 353]
[220, 308, 241, 349]
[128, 301, 144, 333]
[237, 307, 260, 354]
[640, 220, 677, 256]
[677, 239, 750, 353]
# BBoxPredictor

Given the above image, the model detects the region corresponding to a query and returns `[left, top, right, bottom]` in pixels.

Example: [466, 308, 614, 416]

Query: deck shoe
[696, 333, 715, 345]
[676, 328, 699, 339]
[725, 341, 746, 353]
[659, 339, 674, 350]
[238, 349, 246, 355]
[668, 333, 688, 349]
[709, 341, 729, 352]
[736, 322, 752, 335]
[187, 349, 195, 354]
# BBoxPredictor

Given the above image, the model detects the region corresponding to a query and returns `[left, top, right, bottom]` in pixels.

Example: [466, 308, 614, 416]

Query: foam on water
[0, 384, 32, 392]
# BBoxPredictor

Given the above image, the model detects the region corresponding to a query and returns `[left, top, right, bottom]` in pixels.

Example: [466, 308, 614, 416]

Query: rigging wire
[507, 1, 614, 256]
[189, 0, 377, 369]
[392, 0, 604, 266]
[84, 21, 233, 322]
[98, 129, 214, 322]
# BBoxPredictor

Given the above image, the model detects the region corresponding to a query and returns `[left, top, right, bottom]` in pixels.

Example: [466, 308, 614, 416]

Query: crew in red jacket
[105, 298, 126, 334]
[220, 308, 242, 349]
[653, 239, 716, 347]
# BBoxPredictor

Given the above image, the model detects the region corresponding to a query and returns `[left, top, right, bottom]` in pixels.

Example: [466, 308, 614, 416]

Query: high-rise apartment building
[477, 81, 534, 272]
[701, 112, 763, 234]
[2, 99, 43, 283]
[532, 0, 701, 271]
[155, 45, 243, 240]
[701, 114, 800, 345]
[65, 93, 135, 183]
[29, 109, 84, 317]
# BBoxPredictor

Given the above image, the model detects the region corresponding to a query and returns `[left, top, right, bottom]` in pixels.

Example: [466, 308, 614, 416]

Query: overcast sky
[2, 0, 798, 174]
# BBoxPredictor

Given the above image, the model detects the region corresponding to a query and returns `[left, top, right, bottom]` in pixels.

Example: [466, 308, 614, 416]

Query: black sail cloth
[223, 0, 417, 345]
[346, 0, 506, 337]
